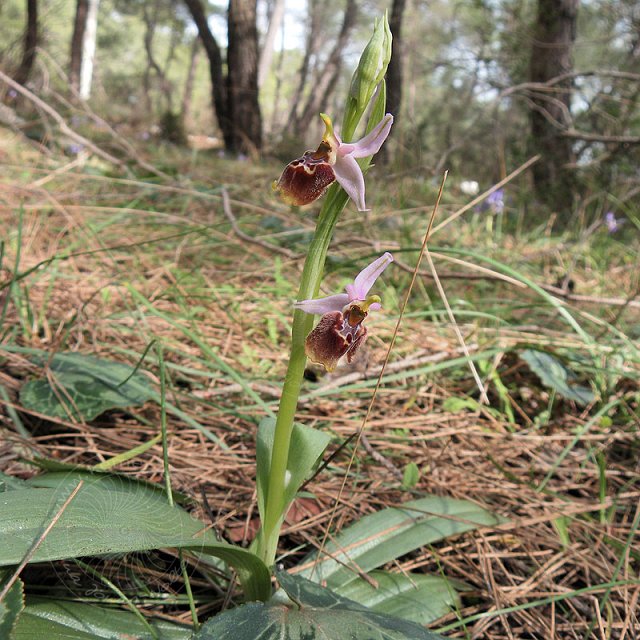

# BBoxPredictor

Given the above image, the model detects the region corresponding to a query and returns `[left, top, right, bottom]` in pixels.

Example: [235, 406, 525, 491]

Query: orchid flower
[273, 113, 393, 212]
[294, 252, 393, 371]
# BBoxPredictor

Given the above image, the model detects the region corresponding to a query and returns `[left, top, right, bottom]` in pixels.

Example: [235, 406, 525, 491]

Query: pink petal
[294, 293, 350, 315]
[333, 154, 367, 211]
[346, 252, 394, 300]
[338, 114, 393, 160]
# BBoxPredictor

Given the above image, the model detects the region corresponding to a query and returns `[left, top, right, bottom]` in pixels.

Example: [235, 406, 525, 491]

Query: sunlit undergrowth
[1, 126, 639, 638]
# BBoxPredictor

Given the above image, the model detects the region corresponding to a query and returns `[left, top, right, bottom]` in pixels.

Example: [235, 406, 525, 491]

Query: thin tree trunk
[257, 0, 285, 89]
[181, 37, 200, 124]
[286, 3, 322, 128]
[142, 0, 172, 111]
[381, 0, 406, 164]
[69, 0, 88, 93]
[529, 0, 579, 214]
[183, 0, 233, 150]
[386, 0, 405, 121]
[269, 21, 286, 134]
[227, 0, 262, 154]
[294, 0, 357, 135]
[79, 0, 99, 100]
[14, 0, 38, 87]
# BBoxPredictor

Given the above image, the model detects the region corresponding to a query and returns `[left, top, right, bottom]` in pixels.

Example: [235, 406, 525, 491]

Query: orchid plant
[253, 26, 395, 569]
[242, 19, 459, 634]
[0, 15, 463, 640]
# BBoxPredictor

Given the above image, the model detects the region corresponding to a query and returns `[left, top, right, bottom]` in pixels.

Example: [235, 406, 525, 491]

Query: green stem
[256, 81, 388, 566]
[258, 188, 348, 565]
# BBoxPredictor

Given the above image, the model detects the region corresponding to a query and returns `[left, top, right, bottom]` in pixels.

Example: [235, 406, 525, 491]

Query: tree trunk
[14, 0, 38, 87]
[69, 0, 88, 93]
[529, 0, 579, 213]
[227, 0, 262, 154]
[257, 0, 285, 89]
[381, 0, 406, 164]
[286, 2, 322, 128]
[181, 37, 200, 124]
[142, 0, 173, 112]
[183, 0, 233, 150]
[386, 0, 405, 121]
[294, 0, 357, 135]
[79, 0, 99, 100]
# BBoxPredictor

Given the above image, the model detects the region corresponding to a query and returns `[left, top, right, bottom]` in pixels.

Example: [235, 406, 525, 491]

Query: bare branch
[562, 129, 640, 144]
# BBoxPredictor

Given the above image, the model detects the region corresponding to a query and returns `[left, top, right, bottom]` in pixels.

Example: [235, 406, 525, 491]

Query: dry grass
[1, 127, 639, 639]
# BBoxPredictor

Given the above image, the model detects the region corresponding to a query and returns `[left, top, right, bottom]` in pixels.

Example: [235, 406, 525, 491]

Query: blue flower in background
[66, 143, 84, 155]
[477, 187, 505, 214]
[604, 211, 624, 233]
[486, 188, 505, 213]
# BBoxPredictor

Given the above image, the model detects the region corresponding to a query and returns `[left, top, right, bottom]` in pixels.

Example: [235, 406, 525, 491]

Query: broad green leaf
[521, 349, 595, 406]
[13, 599, 190, 640]
[0, 574, 24, 640]
[25, 462, 192, 506]
[255, 417, 331, 524]
[0, 472, 27, 492]
[297, 496, 502, 590]
[20, 351, 155, 421]
[0, 474, 270, 602]
[336, 571, 464, 625]
[194, 571, 446, 640]
[276, 569, 367, 610]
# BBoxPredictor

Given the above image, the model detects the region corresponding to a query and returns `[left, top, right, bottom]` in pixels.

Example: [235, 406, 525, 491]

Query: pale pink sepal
[333, 154, 367, 212]
[295, 252, 394, 316]
[345, 252, 394, 301]
[338, 115, 394, 159]
[294, 293, 350, 315]
[333, 113, 393, 212]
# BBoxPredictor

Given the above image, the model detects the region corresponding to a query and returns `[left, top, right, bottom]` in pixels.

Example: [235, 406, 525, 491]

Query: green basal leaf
[0, 573, 24, 640]
[0, 473, 271, 602]
[20, 351, 155, 421]
[336, 571, 465, 626]
[297, 496, 503, 590]
[0, 471, 27, 492]
[255, 417, 331, 532]
[521, 349, 596, 406]
[25, 462, 193, 506]
[194, 571, 447, 640]
[13, 599, 191, 640]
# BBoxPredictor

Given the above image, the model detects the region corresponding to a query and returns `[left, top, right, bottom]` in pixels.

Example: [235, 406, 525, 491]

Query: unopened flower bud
[342, 14, 392, 140]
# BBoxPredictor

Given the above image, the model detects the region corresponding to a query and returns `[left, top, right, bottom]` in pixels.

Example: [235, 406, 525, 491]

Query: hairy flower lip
[304, 310, 368, 372]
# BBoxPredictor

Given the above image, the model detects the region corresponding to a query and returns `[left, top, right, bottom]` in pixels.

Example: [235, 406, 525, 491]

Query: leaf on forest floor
[521, 349, 595, 406]
[20, 351, 154, 421]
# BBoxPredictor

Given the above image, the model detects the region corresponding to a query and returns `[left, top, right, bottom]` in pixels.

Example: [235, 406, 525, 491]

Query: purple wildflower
[486, 188, 505, 213]
[604, 211, 624, 233]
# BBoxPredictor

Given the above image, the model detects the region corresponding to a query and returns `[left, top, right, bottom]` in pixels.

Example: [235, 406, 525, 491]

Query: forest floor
[1, 125, 639, 639]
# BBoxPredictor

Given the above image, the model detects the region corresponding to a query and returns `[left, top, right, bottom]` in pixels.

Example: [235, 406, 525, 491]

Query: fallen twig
[221, 187, 300, 259]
